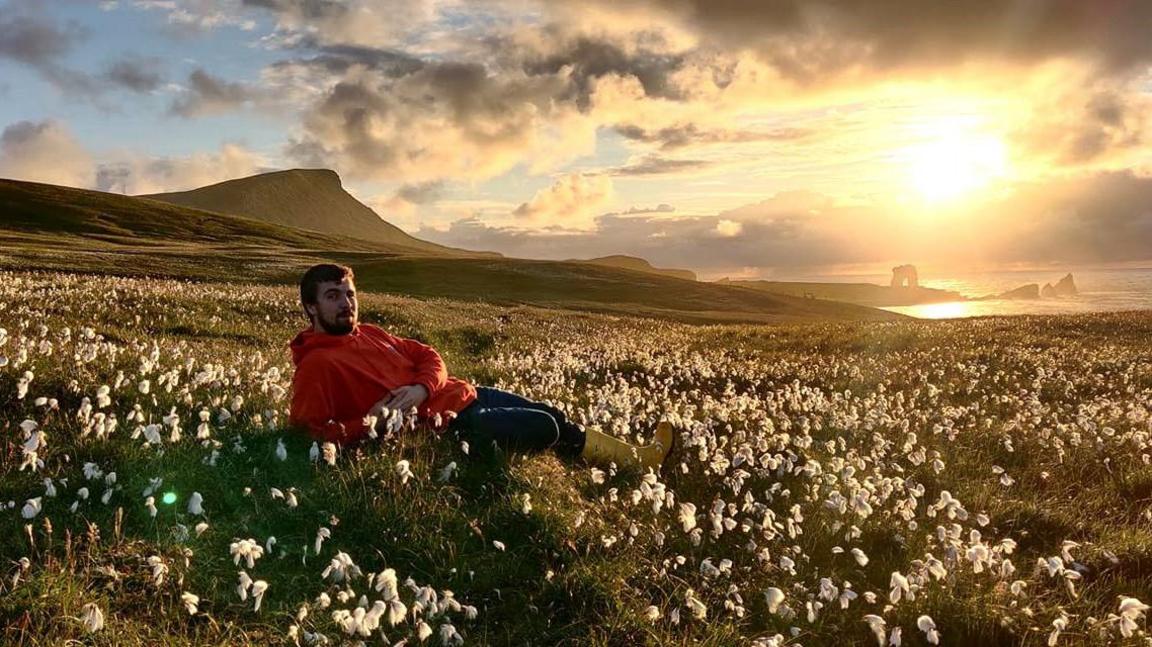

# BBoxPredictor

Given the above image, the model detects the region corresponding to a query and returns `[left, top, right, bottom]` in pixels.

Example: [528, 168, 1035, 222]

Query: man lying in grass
[288, 263, 672, 471]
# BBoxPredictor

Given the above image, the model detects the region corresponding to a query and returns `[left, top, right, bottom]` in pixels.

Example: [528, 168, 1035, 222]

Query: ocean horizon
[782, 266, 1152, 318]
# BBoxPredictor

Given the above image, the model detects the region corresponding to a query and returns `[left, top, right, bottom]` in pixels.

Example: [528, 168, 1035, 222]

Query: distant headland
[717, 265, 1079, 307]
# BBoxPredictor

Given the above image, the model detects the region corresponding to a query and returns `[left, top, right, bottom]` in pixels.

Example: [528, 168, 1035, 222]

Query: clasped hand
[369, 384, 429, 419]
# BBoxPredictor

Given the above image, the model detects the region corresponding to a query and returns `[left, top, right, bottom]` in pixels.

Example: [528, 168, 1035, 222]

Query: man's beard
[318, 312, 355, 335]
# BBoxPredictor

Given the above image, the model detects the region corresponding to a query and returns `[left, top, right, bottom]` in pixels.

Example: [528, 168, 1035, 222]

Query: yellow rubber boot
[581, 422, 674, 472]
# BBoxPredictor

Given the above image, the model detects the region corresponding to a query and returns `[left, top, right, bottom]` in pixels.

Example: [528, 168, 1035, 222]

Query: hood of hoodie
[290, 326, 362, 366]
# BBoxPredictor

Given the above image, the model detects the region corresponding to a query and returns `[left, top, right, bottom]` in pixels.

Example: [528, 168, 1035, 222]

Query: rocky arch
[890, 264, 919, 288]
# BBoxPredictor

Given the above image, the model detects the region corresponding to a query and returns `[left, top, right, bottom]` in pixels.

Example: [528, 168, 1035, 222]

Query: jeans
[449, 386, 585, 457]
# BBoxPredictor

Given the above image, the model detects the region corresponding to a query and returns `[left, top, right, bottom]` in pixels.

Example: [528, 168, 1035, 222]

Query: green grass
[1, 271, 1151, 646]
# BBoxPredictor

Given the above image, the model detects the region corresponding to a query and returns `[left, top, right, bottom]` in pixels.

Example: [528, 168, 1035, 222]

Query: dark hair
[299, 264, 354, 317]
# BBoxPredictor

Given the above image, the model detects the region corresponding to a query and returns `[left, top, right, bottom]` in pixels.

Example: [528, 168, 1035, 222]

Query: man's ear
[302, 303, 316, 321]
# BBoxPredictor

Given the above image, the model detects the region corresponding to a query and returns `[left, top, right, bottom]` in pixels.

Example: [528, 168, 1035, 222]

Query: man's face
[307, 277, 358, 335]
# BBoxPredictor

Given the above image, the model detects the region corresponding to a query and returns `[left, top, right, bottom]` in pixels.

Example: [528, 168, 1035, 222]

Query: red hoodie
[289, 323, 477, 444]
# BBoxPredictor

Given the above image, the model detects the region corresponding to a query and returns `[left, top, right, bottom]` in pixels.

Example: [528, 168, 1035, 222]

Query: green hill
[567, 254, 697, 281]
[141, 168, 468, 255]
[0, 177, 903, 323]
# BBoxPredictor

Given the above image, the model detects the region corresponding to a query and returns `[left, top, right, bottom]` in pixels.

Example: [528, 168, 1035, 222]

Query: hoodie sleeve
[290, 361, 371, 444]
[390, 334, 449, 396]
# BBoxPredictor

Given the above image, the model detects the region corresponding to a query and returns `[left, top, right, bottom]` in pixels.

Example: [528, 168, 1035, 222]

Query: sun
[900, 132, 1009, 204]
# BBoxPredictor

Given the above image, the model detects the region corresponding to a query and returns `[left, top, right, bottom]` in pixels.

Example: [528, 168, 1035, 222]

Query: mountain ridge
[141, 168, 481, 256]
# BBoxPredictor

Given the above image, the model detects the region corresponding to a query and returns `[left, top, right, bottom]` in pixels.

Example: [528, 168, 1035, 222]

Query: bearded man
[288, 263, 672, 471]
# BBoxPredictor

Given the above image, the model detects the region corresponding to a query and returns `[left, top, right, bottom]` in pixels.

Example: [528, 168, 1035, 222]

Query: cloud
[560, 0, 1152, 80]
[169, 69, 263, 117]
[513, 173, 613, 227]
[0, 120, 94, 188]
[0, 11, 101, 97]
[285, 62, 595, 183]
[97, 142, 265, 194]
[0, 13, 76, 66]
[241, 0, 435, 48]
[615, 123, 813, 150]
[608, 155, 712, 176]
[420, 173, 1152, 273]
[102, 55, 164, 92]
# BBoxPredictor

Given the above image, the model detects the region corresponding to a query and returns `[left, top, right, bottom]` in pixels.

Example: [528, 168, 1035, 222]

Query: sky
[1, 0, 1151, 279]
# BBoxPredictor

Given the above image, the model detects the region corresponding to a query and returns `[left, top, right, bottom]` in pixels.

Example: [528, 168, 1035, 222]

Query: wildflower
[321, 442, 337, 466]
[314, 527, 331, 554]
[851, 547, 869, 566]
[1118, 597, 1148, 638]
[916, 615, 939, 644]
[147, 555, 168, 587]
[195, 522, 209, 537]
[21, 497, 41, 519]
[396, 459, 414, 484]
[644, 605, 661, 621]
[275, 438, 287, 461]
[237, 571, 253, 601]
[230, 539, 264, 568]
[251, 580, 268, 612]
[1049, 612, 1068, 646]
[187, 491, 204, 516]
[863, 614, 886, 646]
[492, 540, 506, 551]
[181, 592, 199, 615]
[765, 587, 785, 614]
[79, 602, 105, 633]
[416, 620, 433, 641]
[438, 461, 458, 482]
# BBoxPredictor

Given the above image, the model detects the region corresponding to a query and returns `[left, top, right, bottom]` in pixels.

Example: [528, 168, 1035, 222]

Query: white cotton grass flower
[320, 552, 361, 583]
[309, 442, 319, 462]
[851, 547, 869, 566]
[396, 459, 414, 485]
[275, 438, 288, 461]
[439, 621, 464, 645]
[765, 587, 785, 614]
[250, 580, 268, 612]
[492, 540, 506, 552]
[1049, 612, 1069, 646]
[1118, 597, 1149, 638]
[21, 497, 42, 519]
[438, 461, 458, 482]
[863, 614, 886, 646]
[195, 521, 209, 537]
[181, 592, 199, 615]
[416, 620, 433, 641]
[643, 605, 661, 622]
[145, 496, 157, 518]
[230, 539, 264, 568]
[916, 615, 939, 645]
[187, 491, 204, 516]
[146, 555, 168, 587]
[314, 527, 331, 554]
[321, 442, 337, 466]
[237, 571, 253, 601]
[79, 601, 105, 633]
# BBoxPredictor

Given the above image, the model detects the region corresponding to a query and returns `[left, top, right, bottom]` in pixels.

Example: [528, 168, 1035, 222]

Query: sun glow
[898, 128, 1010, 204]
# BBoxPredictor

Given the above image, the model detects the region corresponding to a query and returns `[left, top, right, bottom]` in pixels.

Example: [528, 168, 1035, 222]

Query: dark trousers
[449, 386, 585, 457]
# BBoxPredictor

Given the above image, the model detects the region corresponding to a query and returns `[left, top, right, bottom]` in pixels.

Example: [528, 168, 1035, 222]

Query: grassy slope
[0, 178, 903, 324]
[140, 169, 465, 256]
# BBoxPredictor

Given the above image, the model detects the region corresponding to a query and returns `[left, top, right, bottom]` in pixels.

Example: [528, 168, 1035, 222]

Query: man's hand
[384, 384, 429, 413]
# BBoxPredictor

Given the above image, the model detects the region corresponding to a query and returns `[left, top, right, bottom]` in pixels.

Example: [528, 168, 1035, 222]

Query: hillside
[141, 168, 468, 255]
[0, 177, 903, 324]
[568, 254, 697, 281]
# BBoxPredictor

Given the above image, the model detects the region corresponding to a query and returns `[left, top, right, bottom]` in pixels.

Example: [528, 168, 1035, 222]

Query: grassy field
[2, 270, 1151, 646]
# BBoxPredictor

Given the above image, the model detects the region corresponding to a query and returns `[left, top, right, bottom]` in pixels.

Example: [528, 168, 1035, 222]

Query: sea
[790, 267, 1152, 319]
